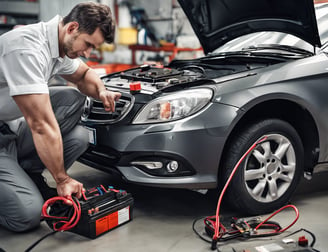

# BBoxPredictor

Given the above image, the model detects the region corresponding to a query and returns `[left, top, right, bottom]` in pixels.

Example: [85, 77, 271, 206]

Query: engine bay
[101, 57, 273, 94]
[101, 64, 205, 93]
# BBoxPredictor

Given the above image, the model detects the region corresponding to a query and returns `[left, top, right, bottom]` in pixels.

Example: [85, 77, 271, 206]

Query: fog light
[166, 161, 179, 173]
[131, 161, 163, 169]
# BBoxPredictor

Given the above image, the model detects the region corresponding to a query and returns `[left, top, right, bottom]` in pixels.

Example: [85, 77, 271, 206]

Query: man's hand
[56, 176, 84, 204]
[99, 90, 121, 112]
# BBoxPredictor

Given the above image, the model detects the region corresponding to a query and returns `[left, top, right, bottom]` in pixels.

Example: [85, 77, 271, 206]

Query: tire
[222, 118, 304, 215]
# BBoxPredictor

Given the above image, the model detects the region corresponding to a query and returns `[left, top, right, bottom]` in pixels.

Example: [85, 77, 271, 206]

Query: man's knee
[50, 86, 86, 110]
[65, 125, 89, 152]
[49, 86, 86, 135]
[74, 126, 89, 149]
[63, 125, 89, 169]
[2, 195, 43, 232]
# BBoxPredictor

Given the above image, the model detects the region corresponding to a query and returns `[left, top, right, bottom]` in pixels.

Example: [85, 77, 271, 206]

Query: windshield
[316, 3, 328, 45]
[212, 32, 314, 54]
[212, 3, 328, 54]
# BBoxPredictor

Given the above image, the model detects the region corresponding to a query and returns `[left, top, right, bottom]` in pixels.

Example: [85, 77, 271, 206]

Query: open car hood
[178, 0, 321, 54]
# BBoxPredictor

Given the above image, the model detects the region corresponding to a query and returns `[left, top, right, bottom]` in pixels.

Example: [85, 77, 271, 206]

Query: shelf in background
[1, 1, 39, 17]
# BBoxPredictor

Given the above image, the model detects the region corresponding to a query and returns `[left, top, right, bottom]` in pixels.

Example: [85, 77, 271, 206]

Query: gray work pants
[0, 86, 89, 232]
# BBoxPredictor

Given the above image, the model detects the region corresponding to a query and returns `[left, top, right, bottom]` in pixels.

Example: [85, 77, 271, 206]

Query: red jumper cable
[210, 136, 300, 250]
[211, 136, 268, 249]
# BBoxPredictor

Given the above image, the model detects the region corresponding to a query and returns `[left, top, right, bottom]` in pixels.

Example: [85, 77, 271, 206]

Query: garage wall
[39, 0, 195, 44]
[39, 0, 114, 21]
[122, 0, 194, 43]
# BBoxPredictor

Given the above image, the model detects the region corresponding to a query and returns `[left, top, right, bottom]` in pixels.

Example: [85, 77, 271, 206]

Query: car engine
[101, 64, 205, 94]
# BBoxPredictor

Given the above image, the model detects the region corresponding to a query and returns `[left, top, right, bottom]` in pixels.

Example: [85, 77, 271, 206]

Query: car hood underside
[178, 0, 321, 54]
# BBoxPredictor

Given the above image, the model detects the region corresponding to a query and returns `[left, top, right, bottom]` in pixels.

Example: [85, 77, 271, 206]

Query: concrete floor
[0, 162, 327, 252]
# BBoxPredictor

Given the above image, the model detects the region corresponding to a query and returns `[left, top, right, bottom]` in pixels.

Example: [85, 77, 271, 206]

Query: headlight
[132, 88, 213, 124]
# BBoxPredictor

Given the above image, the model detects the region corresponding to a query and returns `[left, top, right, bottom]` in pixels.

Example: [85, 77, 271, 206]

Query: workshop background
[0, 0, 202, 74]
[1, 0, 328, 251]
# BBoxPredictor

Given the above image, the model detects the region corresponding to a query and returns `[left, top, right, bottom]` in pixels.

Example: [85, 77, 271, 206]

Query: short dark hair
[63, 2, 115, 43]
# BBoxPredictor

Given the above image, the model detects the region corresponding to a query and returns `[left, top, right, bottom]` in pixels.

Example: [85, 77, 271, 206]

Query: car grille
[81, 93, 134, 124]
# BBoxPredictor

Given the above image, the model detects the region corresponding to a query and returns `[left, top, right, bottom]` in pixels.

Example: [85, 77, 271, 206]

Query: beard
[63, 36, 79, 59]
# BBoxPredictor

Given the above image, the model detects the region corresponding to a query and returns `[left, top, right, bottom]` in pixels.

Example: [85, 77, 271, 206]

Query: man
[0, 2, 121, 232]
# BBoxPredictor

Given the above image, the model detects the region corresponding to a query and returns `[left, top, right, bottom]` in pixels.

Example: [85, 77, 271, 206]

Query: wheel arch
[219, 99, 319, 178]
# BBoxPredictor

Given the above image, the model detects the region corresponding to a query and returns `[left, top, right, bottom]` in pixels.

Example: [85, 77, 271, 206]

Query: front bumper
[79, 103, 238, 189]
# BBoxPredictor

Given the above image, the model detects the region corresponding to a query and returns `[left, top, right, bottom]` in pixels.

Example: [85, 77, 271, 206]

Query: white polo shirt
[0, 15, 80, 123]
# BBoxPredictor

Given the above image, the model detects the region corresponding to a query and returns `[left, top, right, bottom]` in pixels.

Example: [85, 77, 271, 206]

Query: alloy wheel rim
[244, 134, 296, 203]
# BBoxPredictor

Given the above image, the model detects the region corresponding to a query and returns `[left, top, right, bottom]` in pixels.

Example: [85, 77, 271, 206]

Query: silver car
[79, 0, 328, 214]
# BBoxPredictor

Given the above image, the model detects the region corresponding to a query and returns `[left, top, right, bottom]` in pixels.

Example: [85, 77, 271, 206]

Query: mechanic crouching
[0, 2, 121, 232]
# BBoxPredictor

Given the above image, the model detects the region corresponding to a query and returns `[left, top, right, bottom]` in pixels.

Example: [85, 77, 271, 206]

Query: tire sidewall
[225, 118, 304, 214]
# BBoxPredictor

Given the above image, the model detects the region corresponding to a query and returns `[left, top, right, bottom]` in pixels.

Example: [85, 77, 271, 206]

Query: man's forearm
[76, 68, 106, 99]
[30, 119, 68, 183]
[13, 94, 68, 183]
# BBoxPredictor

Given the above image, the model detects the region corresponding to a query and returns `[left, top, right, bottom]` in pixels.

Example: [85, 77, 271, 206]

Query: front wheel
[222, 119, 304, 215]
